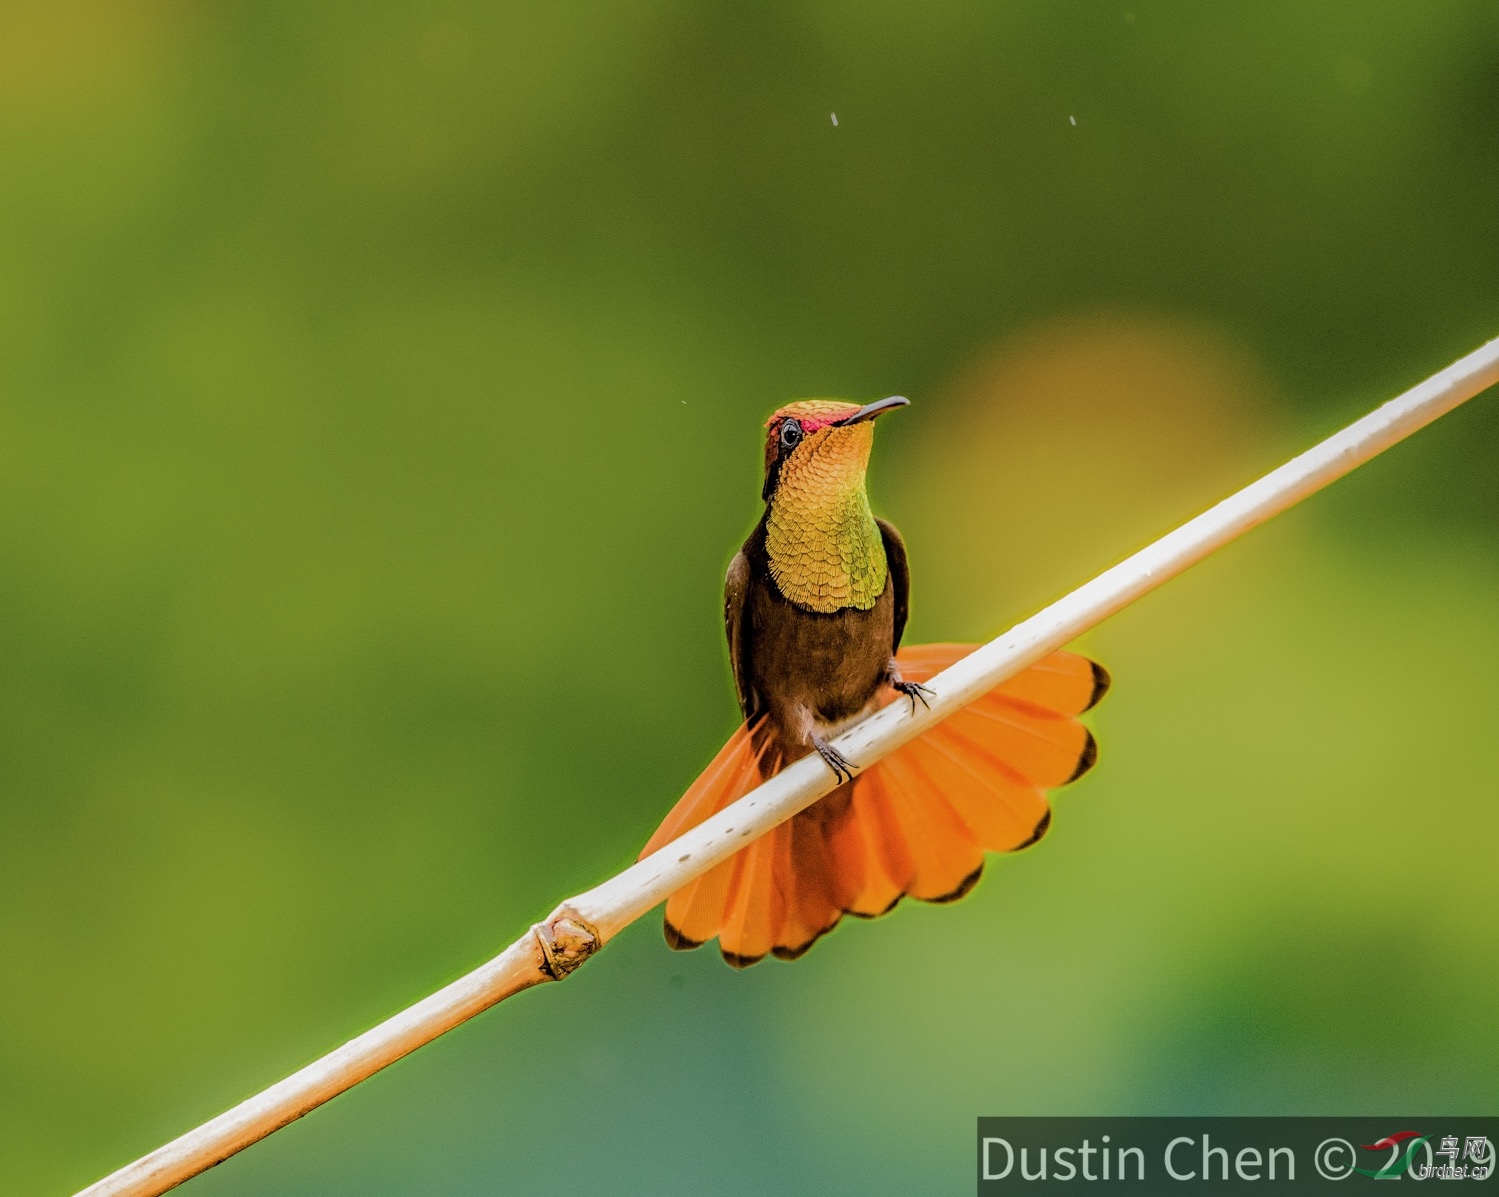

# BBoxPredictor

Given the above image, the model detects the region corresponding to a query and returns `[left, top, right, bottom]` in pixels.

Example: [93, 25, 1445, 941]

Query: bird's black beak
[834, 395, 910, 425]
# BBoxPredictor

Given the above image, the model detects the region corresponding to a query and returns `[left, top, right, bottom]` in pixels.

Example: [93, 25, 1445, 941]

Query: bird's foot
[811, 734, 857, 785]
[892, 679, 935, 714]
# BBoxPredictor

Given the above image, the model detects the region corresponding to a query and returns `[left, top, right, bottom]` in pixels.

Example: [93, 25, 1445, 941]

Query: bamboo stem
[74, 336, 1499, 1197]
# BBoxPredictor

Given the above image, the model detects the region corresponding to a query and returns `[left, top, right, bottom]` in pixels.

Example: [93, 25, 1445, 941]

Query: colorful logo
[1353, 1132, 1430, 1180]
[1344, 1131, 1494, 1181]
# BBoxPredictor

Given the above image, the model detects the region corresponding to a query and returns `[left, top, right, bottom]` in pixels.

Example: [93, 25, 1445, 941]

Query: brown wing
[876, 518, 910, 653]
[724, 549, 757, 719]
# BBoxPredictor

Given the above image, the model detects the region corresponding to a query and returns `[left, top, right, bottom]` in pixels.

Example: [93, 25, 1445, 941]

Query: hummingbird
[639, 397, 1108, 967]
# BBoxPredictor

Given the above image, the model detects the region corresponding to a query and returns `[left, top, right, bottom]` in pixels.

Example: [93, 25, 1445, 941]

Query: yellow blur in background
[1, 3, 1496, 1194]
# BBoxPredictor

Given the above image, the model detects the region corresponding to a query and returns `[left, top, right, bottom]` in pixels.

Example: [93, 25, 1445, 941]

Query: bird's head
[760, 395, 908, 503]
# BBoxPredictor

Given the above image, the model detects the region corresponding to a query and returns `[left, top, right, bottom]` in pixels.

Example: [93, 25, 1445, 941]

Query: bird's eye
[779, 420, 803, 450]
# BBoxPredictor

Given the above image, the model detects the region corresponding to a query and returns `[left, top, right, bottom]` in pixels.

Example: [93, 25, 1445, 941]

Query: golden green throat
[764, 432, 887, 613]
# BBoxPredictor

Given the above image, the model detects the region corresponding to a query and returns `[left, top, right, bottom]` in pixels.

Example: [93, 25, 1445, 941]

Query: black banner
[977, 1118, 1496, 1191]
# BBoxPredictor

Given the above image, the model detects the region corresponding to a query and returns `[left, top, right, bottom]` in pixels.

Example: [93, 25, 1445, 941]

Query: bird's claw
[812, 736, 857, 785]
[893, 680, 935, 714]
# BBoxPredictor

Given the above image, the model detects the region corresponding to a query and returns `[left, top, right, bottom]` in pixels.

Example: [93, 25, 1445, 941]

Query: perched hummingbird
[640, 397, 1108, 967]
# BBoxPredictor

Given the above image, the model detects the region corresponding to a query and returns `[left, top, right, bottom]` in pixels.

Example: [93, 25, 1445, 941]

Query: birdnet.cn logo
[975, 1118, 1497, 1189]
[1343, 1131, 1496, 1181]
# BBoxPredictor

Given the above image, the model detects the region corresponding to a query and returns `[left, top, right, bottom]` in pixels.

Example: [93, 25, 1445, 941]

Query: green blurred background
[3, 2, 1497, 1193]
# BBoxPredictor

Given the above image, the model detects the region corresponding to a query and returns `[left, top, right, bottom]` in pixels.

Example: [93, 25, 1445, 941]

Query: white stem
[75, 337, 1499, 1197]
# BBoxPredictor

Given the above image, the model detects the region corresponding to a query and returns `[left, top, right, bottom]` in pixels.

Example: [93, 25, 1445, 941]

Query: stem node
[533, 909, 601, 980]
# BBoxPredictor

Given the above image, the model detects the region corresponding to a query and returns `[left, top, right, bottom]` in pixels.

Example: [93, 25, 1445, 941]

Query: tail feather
[894, 731, 1048, 852]
[825, 790, 902, 917]
[899, 642, 1109, 716]
[996, 653, 1110, 715]
[866, 754, 985, 901]
[660, 726, 768, 949]
[718, 826, 786, 967]
[772, 817, 844, 960]
[948, 697, 1092, 788]
[642, 644, 1108, 964]
[663, 851, 736, 950]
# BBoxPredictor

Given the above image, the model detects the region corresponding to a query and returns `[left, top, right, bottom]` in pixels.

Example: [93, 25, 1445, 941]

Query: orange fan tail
[639, 644, 1109, 966]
